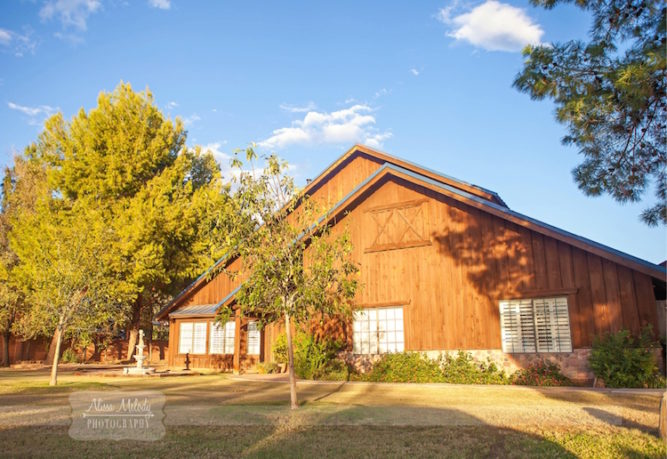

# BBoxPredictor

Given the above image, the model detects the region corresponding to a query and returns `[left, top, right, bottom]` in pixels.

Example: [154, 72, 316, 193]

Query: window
[210, 321, 235, 354]
[247, 321, 260, 355]
[353, 307, 404, 354]
[499, 297, 572, 353]
[178, 322, 207, 354]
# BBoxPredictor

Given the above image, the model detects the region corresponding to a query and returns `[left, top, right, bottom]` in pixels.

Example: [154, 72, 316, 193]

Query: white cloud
[259, 104, 391, 150]
[8, 102, 57, 117]
[166, 101, 178, 109]
[8, 102, 58, 126]
[410, 68, 420, 76]
[374, 88, 390, 99]
[199, 141, 230, 165]
[0, 28, 37, 56]
[0, 29, 11, 46]
[40, 0, 102, 31]
[437, 0, 543, 52]
[279, 101, 316, 113]
[181, 113, 201, 126]
[148, 0, 171, 10]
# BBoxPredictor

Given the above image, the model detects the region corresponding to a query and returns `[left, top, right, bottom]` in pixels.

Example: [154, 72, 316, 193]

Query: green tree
[25, 82, 232, 360]
[514, 0, 666, 225]
[8, 158, 135, 385]
[219, 147, 359, 409]
[0, 168, 24, 367]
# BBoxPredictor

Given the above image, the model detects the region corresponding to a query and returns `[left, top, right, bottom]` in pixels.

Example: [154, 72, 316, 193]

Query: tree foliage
[514, 0, 666, 224]
[0, 167, 24, 366]
[5, 82, 233, 378]
[218, 147, 359, 408]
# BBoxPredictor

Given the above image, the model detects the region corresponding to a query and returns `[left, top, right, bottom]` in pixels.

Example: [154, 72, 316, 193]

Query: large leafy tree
[0, 168, 24, 367]
[219, 148, 359, 409]
[514, 0, 666, 225]
[7, 158, 135, 385]
[11, 82, 232, 364]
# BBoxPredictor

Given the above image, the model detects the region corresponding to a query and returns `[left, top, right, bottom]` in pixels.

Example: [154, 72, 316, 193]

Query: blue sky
[1, 0, 664, 263]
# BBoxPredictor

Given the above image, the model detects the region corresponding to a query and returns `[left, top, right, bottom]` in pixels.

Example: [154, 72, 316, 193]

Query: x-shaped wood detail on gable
[369, 202, 426, 249]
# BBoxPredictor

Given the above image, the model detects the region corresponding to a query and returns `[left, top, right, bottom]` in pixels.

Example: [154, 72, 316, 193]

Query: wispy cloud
[40, 0, 102, 31]
[437, 0, 543, 52]
[259, 104, 392, 150]
[279, 101, 317, 113]
[181, 113, 201, 126]
[199, 141, 230, 167]
[0, 29, 11, 46]
[8, 102, 58, 125]
[0, 28, 38, 56]
[410, 68, 420, 76]
[374, 88, 391, 99]
[148, 0, 171, 10]
[166, 101, 178, 109]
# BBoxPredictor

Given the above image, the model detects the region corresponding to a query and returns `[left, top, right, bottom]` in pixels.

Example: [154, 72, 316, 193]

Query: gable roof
[303, 144, 508, 207]
[155, 146, 666, 321]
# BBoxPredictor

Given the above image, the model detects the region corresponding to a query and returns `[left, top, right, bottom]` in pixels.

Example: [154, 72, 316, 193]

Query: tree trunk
[284, 312, 298, 409]
[1, 330, 10, 367]
[45, 331, 59, 365]
[126, 296, 143, 361]
[49, 326, 64, 386]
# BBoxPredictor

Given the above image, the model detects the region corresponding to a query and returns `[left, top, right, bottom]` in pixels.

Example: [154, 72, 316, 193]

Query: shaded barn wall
[166, 162, 661, 366]
[321, 176, 659, 351]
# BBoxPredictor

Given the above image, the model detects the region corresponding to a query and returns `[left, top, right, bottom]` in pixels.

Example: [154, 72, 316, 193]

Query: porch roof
[168, 304, 219, 317]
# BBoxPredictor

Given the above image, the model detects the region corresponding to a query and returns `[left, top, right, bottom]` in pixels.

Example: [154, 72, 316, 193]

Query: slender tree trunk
[284, 312, 298, 409]
[1, 330, 10, 367]
[45, 331, 59, 365]
[126, 296, 142, 361]
[49, 325, 64, 386]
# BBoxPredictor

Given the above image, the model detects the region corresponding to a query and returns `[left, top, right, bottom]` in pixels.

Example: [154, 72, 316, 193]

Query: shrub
[360, 351, 509, 384]
[511, 360, 571, 386]
[272, 334, 288, 364]
[60, 348, 79, 364]
[438, 352, 508, 385]
[314, 359, 350, 381]
[589, 325, 664, 388]
[363, 352, 444, 383]
[272, 332, 344, 380]
[256, 362, 280, 374]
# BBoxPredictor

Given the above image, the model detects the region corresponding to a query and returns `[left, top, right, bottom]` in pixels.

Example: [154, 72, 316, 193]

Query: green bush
[314, 359, 350, 381]
[360, 351, 508, 384]
[60, 348, 79, 364]
[272, 334, 288, 364]
[271, 332, 345, 380]
[438, 352, 508, 385]
[363, 352, 444, 383]
[511, 360, 571, 386]
[589, 325, 664, 388]
[256, 362, 280, 374]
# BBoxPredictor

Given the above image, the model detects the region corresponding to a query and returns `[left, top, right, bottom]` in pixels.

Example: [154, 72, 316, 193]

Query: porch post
[233, 308, 241, 374]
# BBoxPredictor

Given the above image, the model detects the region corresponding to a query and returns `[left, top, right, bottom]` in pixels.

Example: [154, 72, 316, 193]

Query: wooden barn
[155, 145, 666, 381]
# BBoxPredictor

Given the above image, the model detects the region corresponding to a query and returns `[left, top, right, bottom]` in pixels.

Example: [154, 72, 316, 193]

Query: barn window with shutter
[499, 297, 572, 353]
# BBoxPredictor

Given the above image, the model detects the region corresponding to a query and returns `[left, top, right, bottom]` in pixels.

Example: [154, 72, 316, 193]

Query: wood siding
[165, 165, 661, 366]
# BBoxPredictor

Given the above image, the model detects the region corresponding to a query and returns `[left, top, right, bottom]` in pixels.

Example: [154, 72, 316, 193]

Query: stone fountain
[123, 329, 156, 375]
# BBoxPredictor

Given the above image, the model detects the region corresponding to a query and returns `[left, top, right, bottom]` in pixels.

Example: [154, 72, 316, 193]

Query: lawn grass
[0, 368, 665, 457]
[0, 424, 664, 458]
